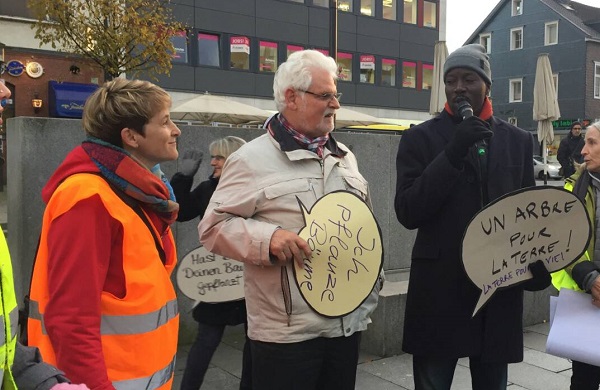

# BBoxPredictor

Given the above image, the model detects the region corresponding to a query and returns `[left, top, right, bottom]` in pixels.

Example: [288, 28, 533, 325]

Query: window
[288, 0, 304, 2]
[480, 33, 491, 54]
[316, 48, 330, 57]
[259, 41, 278, 73]
[361, 0, 374, 15]
[171, 31, 188, 64]
[337, 52, 353, 81]
[404, 0, 416, 24]
[423, 1, 437, 28]
[553, 73, 558, 97]
[382, 58, 396, 86]
[198, 33, 220, 67]
[287, 44, 304, 59]
[402, 61, 416, 88]
[422, 63, 433, 90]
[508, 117, 518, 126]
[509, 78, 523, 102]
[230, 36, 250, 70]
[338, 0, 352, 12]
[510, 27, 523, 50]
[313, 0, 327, 6]
[383, 0, 396, 20]
[545, 21, 558, 45]
[512, 0, 522, 16]
[595, 62, 600, 99]
[360, 55, 375, 84]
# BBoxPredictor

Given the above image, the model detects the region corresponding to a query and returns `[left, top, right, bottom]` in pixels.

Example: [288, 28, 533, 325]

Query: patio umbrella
[170, 92, 272, 125]
[334, 107, 380, 127]
[533, 53, 560, 184]
[429, 41, 448, 116]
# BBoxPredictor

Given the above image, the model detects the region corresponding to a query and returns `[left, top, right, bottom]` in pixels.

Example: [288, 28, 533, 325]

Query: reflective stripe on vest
[29, 299, 178, 336]
[0, 307, 20, 343]
[113, 355, 175, 390]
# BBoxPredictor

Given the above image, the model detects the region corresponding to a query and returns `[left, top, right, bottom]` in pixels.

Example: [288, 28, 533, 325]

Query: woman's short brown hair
[82, 78, 171, 147]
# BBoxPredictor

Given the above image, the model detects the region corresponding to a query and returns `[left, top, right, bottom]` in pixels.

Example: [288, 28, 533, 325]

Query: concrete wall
[6, 117, 552, 356]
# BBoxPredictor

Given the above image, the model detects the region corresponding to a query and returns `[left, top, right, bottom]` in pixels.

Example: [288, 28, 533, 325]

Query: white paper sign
[462, 186, 591, 317]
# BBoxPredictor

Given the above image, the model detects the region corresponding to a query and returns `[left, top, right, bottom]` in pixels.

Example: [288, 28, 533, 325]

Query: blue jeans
[249, 332, 361, 390]
[571, 360, 600, 390]
[180, 322, 252, 390]
[412, 355, 508, 390]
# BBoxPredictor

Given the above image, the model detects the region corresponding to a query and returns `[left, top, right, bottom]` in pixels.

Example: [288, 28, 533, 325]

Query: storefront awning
[48, 81, 98, 118]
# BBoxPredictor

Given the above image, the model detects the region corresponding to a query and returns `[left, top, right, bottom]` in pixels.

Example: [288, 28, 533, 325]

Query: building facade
[1, 0, 445, 125]
[465, 0, 600, 153]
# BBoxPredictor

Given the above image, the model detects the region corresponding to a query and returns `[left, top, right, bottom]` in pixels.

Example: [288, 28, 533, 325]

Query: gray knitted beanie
[443, 44, 492, 85]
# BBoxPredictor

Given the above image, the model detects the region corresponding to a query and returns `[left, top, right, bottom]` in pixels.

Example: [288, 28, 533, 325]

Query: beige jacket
[198, 132, 382, 343]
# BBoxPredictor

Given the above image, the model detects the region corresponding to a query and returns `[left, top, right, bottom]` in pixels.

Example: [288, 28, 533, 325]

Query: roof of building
[464, 0, 600, 47]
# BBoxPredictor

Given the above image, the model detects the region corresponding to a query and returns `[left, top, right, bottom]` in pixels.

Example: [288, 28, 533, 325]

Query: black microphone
[456, 99, 487, 156]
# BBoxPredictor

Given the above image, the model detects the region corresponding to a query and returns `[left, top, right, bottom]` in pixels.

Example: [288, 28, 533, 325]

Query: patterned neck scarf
[278, 114, 330, 157]
[81, 137, 179, 225]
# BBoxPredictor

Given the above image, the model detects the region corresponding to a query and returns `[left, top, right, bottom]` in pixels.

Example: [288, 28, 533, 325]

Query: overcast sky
[446, 0, 600, 53]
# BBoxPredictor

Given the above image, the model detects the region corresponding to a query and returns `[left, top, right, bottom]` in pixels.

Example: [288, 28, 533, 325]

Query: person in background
[198, 49, 383, 390]
[394, 44, 550, 390]
[0, 80, 88, 390]
[171, 136, 251, 390]
[552, 121, 600, 390]
[557, 121, 585, 179]
[27, 78, 181, 390]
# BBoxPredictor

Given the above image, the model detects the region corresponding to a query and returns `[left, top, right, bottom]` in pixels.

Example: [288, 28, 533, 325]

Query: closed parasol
[533, 53, 560, 184]
[429, 41, 449, 116]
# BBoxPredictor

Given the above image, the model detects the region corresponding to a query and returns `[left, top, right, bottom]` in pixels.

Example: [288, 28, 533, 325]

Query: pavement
[172, 321, 572, 390]
[0, 181, 572, 389]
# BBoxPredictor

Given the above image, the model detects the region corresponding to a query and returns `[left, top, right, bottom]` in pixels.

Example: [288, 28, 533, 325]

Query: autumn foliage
[28, 0, 186, 80]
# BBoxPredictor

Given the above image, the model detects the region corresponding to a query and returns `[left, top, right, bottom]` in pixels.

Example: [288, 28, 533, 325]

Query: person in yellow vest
[552, 121, 600, 390]
[27, 78, 181, 390]
[1, 79, 90, 390]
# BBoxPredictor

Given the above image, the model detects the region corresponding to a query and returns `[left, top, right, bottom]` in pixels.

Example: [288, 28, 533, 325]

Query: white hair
[273, 50, 338, 112]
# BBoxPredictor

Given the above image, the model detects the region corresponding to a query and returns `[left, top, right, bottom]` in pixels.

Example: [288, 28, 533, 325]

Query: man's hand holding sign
[462, 186, 591, 316]
[294, 191, 383, 318]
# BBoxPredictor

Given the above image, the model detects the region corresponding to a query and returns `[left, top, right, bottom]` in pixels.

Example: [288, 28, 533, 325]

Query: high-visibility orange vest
[28, 173, 179, 390]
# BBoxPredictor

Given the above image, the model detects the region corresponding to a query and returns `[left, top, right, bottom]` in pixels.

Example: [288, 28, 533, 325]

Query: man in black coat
[557, 122, 584, 179]
[394, 44, 551, 390]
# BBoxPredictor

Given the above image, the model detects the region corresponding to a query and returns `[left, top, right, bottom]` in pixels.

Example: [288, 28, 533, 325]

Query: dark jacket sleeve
[171, 173, 216, 222]
[12, 342, 69, 390]
[557, 138, 570, 169]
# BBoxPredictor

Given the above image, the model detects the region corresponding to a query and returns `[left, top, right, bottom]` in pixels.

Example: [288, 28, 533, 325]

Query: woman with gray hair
[171, 135, 251, 390]
[552, 121, 600, 389]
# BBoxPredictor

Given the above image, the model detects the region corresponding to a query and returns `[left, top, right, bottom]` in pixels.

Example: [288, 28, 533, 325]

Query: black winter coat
[171, 173, 247, 326]
[395, 110, 545, 363]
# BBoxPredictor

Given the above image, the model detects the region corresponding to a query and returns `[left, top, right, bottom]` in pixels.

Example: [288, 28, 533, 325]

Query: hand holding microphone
[445, 99, 493, 168]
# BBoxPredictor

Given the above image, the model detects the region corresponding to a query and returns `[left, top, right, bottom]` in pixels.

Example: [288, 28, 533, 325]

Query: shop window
[360, 55, 375, 84]
[383, 0, 396, 20]
[382, 58, 396, 86]
[170, 31, 188, 64]
[402, 61, 416, 88]
[338, 0, 352, 12]
[361, 0, 374, 16]
[480, 33, 491, 54]
[230, 36, 250, 70]
[509, 78, 522, 102]
[545, 21, 558, 46]
[422, 63, 433, 90]
[198, 33, 220, 67]
[287, 45, 304, 59]
[259, 41, 278, 73]
[315, 49, 331, 59]
[423, 1, 437, 28]
[404, 0, 416, 24]
[510, 27, 523, 50]
[338, 52, 353, 82]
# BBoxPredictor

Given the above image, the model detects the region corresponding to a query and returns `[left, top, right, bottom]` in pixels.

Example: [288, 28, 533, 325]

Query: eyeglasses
[298, 90, 342, 102]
